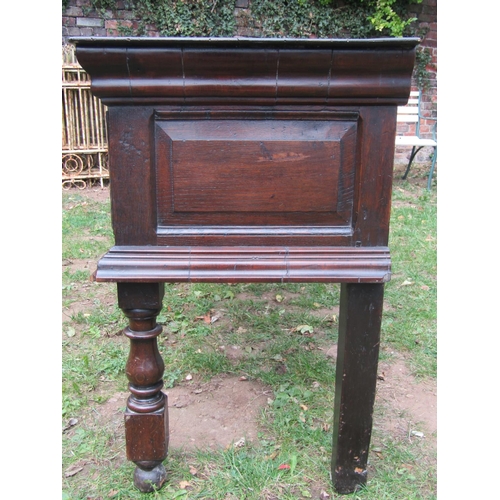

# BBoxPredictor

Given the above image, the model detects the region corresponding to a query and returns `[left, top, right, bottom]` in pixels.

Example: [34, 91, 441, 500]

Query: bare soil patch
[376, 350, 437, 444]
[87, 375, 272, 453]
[323, 344, 436, 449]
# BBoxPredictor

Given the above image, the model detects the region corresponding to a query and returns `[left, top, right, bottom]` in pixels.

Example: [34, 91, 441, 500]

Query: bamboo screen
[62, 45, 109, 189]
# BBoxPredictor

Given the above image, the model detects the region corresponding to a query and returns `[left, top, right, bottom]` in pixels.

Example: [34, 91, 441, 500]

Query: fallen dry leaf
[179, 480, 191, 489]
[295, 324, 314, 334]
[63, 417, 79, 433]
[64, 465, 83, 477]
[195, 312, 212, 323]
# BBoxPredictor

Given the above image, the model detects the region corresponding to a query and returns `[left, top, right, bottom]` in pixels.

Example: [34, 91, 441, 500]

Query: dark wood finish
[96, 246, 391, 283]
[332, 283, 384, 493]
[72, 36, 418, 494]
[117, 283, 168, 492]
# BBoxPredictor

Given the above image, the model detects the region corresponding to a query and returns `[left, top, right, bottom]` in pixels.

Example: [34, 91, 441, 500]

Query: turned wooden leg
[331, 283, 384, 494]
[117, 283, 168, 493]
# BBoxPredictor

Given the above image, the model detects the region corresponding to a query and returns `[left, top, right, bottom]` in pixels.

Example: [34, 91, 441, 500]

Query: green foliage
[251, 0, 378, 39]
[362, 0, 422, 37]
[90, 0, 116, 10]
[251, 0, 421, 39]
[65, 0, 424, 40]
[125, 0, 236, 37]
[65, 0, 434, 103]
[415, 46, 433, 90]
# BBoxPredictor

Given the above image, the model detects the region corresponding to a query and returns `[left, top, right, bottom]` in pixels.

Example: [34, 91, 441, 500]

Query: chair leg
[426, 147, 437, 190]
[402, 146, 422, 180]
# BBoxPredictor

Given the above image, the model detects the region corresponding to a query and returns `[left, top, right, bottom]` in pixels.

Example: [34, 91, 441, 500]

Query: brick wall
[395, 0, 437, 164]
[63, 0, 437, 165]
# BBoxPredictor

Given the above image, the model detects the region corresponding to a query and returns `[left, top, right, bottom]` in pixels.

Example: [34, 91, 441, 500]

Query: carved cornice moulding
[71, 37, 419, 106]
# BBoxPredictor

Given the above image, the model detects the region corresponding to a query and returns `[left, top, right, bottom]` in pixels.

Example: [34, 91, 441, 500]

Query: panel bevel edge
[153, 108, 360, 122]
[152, 108, 359, 243]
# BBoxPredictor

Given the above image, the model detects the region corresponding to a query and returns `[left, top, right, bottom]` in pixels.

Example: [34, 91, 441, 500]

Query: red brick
[62, 16, 76, 27]
[105, 19, 118, 30]
[64, 6, 83, 16]
[425, 31, 437, 42]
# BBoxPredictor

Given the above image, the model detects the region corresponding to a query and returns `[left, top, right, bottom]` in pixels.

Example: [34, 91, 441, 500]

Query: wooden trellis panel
[62, 45, 109, 189]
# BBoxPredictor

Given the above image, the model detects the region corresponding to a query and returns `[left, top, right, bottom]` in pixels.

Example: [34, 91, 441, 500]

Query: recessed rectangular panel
[155, 113, 358, 240]
[172, 136, 339, 213]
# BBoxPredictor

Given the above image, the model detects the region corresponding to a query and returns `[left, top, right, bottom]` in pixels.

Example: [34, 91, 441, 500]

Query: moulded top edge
[69, 36, 420, 49]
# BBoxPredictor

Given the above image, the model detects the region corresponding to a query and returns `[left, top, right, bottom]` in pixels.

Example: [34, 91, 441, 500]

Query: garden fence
[62, 44, 108, 189]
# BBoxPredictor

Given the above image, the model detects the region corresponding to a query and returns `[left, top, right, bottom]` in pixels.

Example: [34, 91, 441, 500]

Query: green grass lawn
[62, 164, 436, 499]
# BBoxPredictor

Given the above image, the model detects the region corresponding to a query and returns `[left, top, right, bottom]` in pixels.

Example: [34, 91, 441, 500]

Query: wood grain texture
[72, 37, 418, 106]
[154, 114, 357, 238]
[95, 246, 391, 283]
[72, 37, 417, 495]
[108, 106, 157, 245]
[332, 283, 384, 493]
[117, 283, 169, 492]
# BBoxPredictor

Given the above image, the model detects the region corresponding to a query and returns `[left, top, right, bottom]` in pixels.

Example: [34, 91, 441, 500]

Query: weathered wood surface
[95, 246, 391, 283]
[72, 37, 418, 105]
[73, 36, 418, 494]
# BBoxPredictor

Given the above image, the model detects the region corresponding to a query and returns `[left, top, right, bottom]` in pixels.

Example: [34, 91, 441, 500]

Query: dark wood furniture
[72, 36, 418, 494]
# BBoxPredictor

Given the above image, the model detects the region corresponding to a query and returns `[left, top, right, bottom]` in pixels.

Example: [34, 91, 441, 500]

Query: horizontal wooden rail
[94, 246, 391, 283]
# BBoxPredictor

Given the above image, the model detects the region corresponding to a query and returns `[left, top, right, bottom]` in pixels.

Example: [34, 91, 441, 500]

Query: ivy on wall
[128, 0, 237, 37]
[64, 0, 423, 39]
[251, 0, 422, 39]
[63, 0, 432, 88]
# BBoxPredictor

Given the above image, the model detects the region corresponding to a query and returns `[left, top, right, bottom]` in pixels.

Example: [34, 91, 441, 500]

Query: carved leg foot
[133, 461, 167, 493]
[331, 283, 384, 494]
[118, 283, 168, 493]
